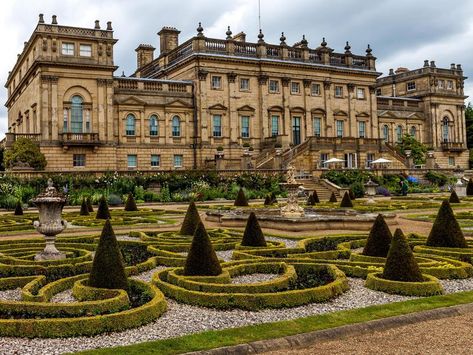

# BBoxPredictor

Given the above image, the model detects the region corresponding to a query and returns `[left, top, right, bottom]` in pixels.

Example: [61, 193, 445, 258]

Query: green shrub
[467, 179, 473, 196]
[14, 201, 23, 216]
[241, 212, 267, 247]
[350, 181, 365, 198]
[79, 198, 89, 216]
[426, 200, 467, 248]
[96, 196, 111, 220]
[339, 192, 353, 208]
[108, 193, 122, 206]
[4, 137, 47, 170]
[124, 193, 138, 212]
[270, 192, 278, 204]
[179, 201, 202, 236]
[89, 219, 128, 290]
[329, 192, 337, 203]
[425, 171, 448, 186]
[365, 272, 443, 296]
[86, 197, 94, 212]
[362, 214, 392, 257]
[382, 228, 423, 282]
[234, 187, 249, 207]
[183, 222, 222, 276]
[348, 189, 355, 200]
[449, 190, 460, 203]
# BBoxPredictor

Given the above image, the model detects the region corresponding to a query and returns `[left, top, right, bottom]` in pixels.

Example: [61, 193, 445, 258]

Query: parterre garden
[1, 185, 473, 353]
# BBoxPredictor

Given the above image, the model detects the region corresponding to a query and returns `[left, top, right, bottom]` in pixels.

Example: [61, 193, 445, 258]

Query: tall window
[240, 78, 250, 91]
[172, 116, 181, 137]
[336, 120, 344, 137]
[151, 154, 160, 167]
[71, 95, 83, 133]
[271, 115, 279, 137]
[313, 117, 321, 137]
[442, 117, 449, 142]
[358, 121, 366, 138]
[291, 82, 300, 94]
[213, 115, 222, 137]
[174, 154, 183, 168]
[269, 80, 279, 93]
[241, 116, 250, 138]
[335, 86, 343, 97]
[63, 108, 69, 132]
[149, 115, 158, 136]
[127, 155, 137, 168]
[126, 114, 135, 136]
[382, 125, 389, 142]
[410, 126, 416, 137]
[396, 125, 403, 143]
[211, 76, 221, 89]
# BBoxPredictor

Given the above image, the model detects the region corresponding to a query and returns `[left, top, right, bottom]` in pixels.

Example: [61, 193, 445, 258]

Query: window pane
[313, 117, 321, 137]
[126, 114, 135, 136]
[150, 115, 158, 136]
[174, 155, 183, 167]
[73, 154, 85, 167]
[358, 121, 366, 138]
[71, 96, 83, 133]
[271, 115, 279, 137]
[79, 44, 92, 57]
[241, 116, 250, 138]
[172, 116, 181, 137]
[62, 43, 74, 55]
[151, 155, 160, 167]
[213, 115, 222, 137]
[211, 76, 221, 89]
[311, 83, 320, 95]
[269, 80, 279, 93]
[127, 155, 137, 168]
[240, 78, 249, 91]
[336, 120, 344, 137]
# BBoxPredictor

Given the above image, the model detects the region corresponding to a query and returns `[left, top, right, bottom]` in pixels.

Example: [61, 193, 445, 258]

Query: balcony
[60, 132, 101, 147]
[440, 141, 466, 152]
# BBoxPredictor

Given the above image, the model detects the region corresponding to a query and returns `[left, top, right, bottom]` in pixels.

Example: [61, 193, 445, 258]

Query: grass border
[77, 289, 473, 355]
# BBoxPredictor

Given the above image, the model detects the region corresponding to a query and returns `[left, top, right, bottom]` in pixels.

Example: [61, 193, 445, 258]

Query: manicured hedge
[365, 272, 443, 296]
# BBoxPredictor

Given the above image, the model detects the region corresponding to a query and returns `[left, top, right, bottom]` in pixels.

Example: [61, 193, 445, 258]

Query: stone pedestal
[280, 183, 304, 217]
[241, 153, 252, 169]
[426, 151, 435, 169]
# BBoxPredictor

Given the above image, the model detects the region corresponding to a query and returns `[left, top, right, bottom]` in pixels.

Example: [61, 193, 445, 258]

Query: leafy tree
[241, 212, 267, 247]
[396, 134, 427, 165]
[4, 137, 47, 170]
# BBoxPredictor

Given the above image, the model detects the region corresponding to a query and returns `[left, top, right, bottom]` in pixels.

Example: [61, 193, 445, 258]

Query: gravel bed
[50, 290, 76, 303]
[351, 247, 364, 254]
[131, 266, 167, 283]
[0, 288, 21, 301]
[216, 250, 233, 262]
[266, 236, 299, 248]
[231, 273, 279, 284]
[116, 235, 140, 241]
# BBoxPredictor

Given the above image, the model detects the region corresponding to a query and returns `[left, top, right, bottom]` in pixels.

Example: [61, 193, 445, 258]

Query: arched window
[126, 114, 136, 136]
[71, 95, 83, 133]
[396, 125, 403, 143]
[410, 126, 416, 137]
[442, 117, 449, 142]
[382, 125, 389, 142]
[149, 115, 158, 136]
[172, 116, 181, 137]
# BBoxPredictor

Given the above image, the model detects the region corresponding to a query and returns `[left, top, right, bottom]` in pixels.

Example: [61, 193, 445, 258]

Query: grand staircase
[296, 177, 347, 200]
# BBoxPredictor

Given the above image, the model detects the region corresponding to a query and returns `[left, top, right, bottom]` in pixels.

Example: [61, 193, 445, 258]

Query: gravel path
[0, 288, 21, 301]
[266, 236, 299, 248]
[231, 273, 279, 284]
[50, 290, 76, 303]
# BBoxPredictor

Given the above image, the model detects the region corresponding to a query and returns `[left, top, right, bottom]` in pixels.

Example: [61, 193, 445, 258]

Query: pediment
[333, 109, 348, 117]
[237, 105, 255, 112]
[378, 110, 398, 118]
[167, 99, 192, 108]
[290, 106, 305, 113]
[208, 103, 228, 111]
[407, 112, 424, 120]
[117, 96, 147, 105]
[311, 108, 326, 114]
[268, 105, 284, 112]
[356, 111, 370, 118]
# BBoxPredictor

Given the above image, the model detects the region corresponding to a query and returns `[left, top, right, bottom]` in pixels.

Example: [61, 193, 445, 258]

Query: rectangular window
[241, 116, 250, 138]
[151, 154, 160, 167]
[84, 110, 90, 133]
[320, 153, 329, 168]
[63, 109, 68, 132]
[127, 155, 137, 168]
[438, 79, 445, 89]
[269, 80, 279, 93]
[447, 80, 454, 90]
[174, 154, 183, 168]
[358, 121, 366, 138]
[240, 78, 250, 91]
[448, 156, 455, 166]
[376, 88, 382, 96]
[212, 115, 222, 137]
[313, 117, 321, 137]
[336, 120, 344, 137]
[73, 154, 85, 167]
[407, 81, 416, 91]
[366, 153, 375, 167]
[291, 82, 300, 94]
[271, 115, 279, 137]
[311, 83, 321, 96]
[61, 43, 74, 55]
[335, 86, 343, 97]
[357, 88, 365, 99]
[79, 44, 92, 57]
[211, 76, 221, 89]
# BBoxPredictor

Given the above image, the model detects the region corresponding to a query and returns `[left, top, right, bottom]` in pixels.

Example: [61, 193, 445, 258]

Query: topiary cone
[96, 195, 111, 220]
[241, 212, 267, 247]
[183, 222, 222, 276]
[349, 189, 356, 200]
[312, 190, 320, 203]
[306, 193, 315, 206]
[124, 193, 138, 211]
[340, 191, 353, 208]
[363, 214, 392, 257]
[467, 179, 473, 196]
[329, 192, 337, 203]
[449, 190, 460, 204]
[14, 201, 23, 216]
[234, 188, 249, 207]
[80, 198, 90, 216]
[426, 200, 467, 248]
[89, 219, 128, 290]
[264, 195, 272, 206]
[86, 197, 94, 212]
[270, 192, 278, 204]
[180, 201, 202, 235]
[382, 228, 423, 282]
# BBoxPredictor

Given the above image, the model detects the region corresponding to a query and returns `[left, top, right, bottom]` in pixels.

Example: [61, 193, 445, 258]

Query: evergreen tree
[234, 187, 249, 206]
[270, 192, 278, 204]
[183, 222, 222, 276]
[96, 195, 111, 220]
[241, 212, 267, 247]
[340, 191, 354, 208]
[362, 214, 392, 257]
[180, 201, 202, 235]
[467, 179, 473, 196]
[382, 228, 423, 282]
[124, 193, 138, 211]
[312, 190, 320, 203]
[329, 192, 337, 203]
[80, 198, 90, 216]
[88, 219, 128, 290]
[306, 193, 315, 206]
[449, 190, 460, 204]
[426, 200, 467, 248]
[14, 201, 23, 216]
[263, 195, 272, 206]
[86, 197, 94, 212]
[349, 189, 356, 200]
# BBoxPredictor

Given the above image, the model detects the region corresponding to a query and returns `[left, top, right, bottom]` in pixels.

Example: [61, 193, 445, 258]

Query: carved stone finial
[94, 20, 100, 29]
[321, 37, 327, 47]
[121, 71, 126, 77]
[38, 14, 44, 24]
[52, 15, 57, 25]
[344, 41, 351, 54]
[226, 26, 232, 40]
[106, 21, 113, 30]
[300, 35, 308, 47]
[257, 29, 265, 43]
[280, 32, 286, 45]
[197, 22, 204, 37]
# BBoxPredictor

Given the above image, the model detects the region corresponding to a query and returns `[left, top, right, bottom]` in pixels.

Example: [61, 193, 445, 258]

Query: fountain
[32, 179, 67, 260]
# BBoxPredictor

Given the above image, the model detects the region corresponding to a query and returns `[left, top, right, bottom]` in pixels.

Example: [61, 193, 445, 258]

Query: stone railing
[59, 132, 100, 146]
[440, 142, 466, 152]
[114, 78, 192, 94]
[4, 133, 41, 147]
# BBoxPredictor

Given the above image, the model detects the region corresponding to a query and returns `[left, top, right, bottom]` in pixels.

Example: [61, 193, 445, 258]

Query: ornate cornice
[40, 74, 59, 83]
[227, 72, 237, 83]
[258, 74, 268, 85]
[303, 79, 311, 88]
[282, 77, 290, 87]
[198, 69, 208, 81]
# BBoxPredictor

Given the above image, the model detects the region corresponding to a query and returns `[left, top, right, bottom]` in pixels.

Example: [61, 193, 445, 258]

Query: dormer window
[62, 43, 74, 56]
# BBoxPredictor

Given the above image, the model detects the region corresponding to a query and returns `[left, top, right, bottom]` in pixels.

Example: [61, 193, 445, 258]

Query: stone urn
[32, 179, 67, 260]
[280, 164, 304, 217]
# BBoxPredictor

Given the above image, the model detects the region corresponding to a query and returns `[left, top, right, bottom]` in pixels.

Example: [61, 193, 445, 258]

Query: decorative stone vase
[32, 179, 67, 261]
[280, 164, 304, 217]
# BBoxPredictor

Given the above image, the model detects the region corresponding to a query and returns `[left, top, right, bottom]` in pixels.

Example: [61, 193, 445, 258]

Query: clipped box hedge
[365, 272, 443, 296]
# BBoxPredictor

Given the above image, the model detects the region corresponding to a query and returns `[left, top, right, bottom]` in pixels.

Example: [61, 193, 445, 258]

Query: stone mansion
[3, 14, 469, 171]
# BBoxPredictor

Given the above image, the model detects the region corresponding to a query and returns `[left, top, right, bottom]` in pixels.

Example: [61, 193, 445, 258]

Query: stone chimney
[395, 67, 409, 74]
[135, 44, 155, 69]
[157, 27, 180, 54]
[233, 32, 246, 42]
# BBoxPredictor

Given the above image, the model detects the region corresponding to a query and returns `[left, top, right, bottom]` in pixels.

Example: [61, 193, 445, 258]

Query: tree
[180, 201, 202, 235]
[80, 198, 90, 216]
[183, 222, 222, 276]
[124, 193, 138, 211]
[467, 179, 473, 196]
[241, 212, 267, 247]
[449, 190, 460, 204]
[14, 201, 23, 216]
[426, 200, 467, 248]
[86, 197, 94, 212]
[306, 193, 316, 206]
[88, 219, 128, 290]
[340, 191, 353, 208]
[363, 214, 392, 257]
[312, 190, 320, 203]
[4, 137, 47, 170]
[329, 192, 337, 203]
[234, 187, 249, 206]
[396, 134, 428, 165]
[96, 195, 111, 220]
[263, 194, 272, 206]
[465, 103, 473, 149]
[382, 228, 423, 282]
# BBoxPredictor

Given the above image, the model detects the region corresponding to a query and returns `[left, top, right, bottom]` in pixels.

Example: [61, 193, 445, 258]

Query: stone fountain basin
[205, 209, 397, 232]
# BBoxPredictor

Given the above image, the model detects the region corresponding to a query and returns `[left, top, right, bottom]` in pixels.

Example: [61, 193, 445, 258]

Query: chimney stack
[157, 27, 180, 55]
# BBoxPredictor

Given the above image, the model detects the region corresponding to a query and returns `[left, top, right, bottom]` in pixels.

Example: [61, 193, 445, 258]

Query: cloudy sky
[1, 0, 472, 139]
